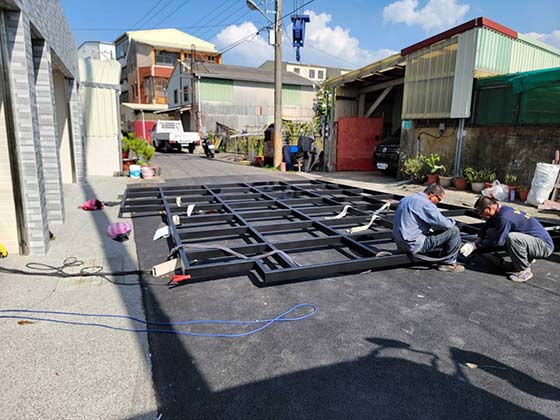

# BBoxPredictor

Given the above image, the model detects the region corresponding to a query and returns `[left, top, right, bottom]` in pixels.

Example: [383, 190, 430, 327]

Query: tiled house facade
[0, 0, 84, 255]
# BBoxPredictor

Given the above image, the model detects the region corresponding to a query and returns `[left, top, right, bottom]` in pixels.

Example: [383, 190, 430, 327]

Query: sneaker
[508, 268, 533, 283]
[437, 263, 465, 273]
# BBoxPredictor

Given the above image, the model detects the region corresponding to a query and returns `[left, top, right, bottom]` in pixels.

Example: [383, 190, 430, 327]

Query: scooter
[202, 137, 214, 159]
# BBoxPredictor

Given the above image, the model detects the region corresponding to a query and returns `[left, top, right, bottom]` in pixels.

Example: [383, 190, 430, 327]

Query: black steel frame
[119, 180, 560, 286]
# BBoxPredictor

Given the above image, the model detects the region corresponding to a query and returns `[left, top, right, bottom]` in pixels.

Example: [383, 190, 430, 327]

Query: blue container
[289, 145, 300, 153]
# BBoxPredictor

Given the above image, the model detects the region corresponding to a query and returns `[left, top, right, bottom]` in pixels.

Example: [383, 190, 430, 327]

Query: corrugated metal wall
[282, 84, 301, 106]
[200, 78, 233, 102]
[451, 29, 477, 118]
[475, 28, 560, 75]
[402, 37, 458, 119]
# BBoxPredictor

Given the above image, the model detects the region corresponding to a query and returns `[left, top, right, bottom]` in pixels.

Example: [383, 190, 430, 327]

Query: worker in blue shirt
[460, 196, 554, 282]
[393, 183, 464, 272]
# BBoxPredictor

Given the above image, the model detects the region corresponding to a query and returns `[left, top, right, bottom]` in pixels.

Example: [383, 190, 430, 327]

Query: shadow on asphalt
[127, 177, 560, 420]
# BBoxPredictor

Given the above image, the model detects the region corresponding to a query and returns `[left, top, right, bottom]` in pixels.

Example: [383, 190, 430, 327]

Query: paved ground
[0, 176, 157, 419]
[1, 150, 559, 420]
[136, 152, 560, 419]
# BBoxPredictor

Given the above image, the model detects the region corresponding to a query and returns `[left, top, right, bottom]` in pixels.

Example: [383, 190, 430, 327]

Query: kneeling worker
[393, 183, 464, 272]
[460, 196, 554, 282]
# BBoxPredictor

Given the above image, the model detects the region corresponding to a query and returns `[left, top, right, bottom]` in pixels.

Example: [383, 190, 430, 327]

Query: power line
[130, 0, 166, 30]
[152, 0, 193, 29]
[189, 0, 236, 36]
[195, 3, 247, 38]
[135, 0, 177, 29]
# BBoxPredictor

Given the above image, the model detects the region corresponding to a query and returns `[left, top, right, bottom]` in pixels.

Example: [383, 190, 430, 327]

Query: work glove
[459, 242, 477, 257]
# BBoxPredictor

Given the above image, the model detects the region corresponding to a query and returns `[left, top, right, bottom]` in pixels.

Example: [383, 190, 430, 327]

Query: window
[154, 78, 167, 96]
[183, 86, 190, 103]
[208, 55, 216, 62]
[317, 70, 324, 79]
[309, 69, 315, 79]
[116, 39, 128, 59]
[293, 67, 300, 74]
[174, 89, 178, 104]
[155, 51, 179, 66]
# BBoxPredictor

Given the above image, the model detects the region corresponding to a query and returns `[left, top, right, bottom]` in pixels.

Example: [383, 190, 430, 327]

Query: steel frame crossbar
[120, 180, 560, 286]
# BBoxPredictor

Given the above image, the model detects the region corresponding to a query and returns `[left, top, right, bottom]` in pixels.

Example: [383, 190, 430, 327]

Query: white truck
[150, 120, 200, 153]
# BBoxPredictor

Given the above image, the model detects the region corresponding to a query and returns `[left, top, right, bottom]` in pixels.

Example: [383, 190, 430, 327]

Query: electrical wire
[0, 303, 318, 337]
[188, 0, 236, 36]
[130, 0, 167, 30]
[151, 0, 193, 29]
[0, 257, 166, 286]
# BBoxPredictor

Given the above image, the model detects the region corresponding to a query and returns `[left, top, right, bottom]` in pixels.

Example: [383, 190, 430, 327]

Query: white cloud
[524, 30, 560, 49]
[213, 21, 272, 66]
[295, 10, 397, 68]
[383, 0, 470, 32]
[213, 11, 397, 69]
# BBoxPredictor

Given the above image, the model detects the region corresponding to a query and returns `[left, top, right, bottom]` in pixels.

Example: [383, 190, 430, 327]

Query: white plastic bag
[490, 180, 508, 201]
[527, 163, 560, 206]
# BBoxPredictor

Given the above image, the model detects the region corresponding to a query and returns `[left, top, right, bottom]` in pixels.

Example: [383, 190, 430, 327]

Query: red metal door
[336, 117, 384, 171]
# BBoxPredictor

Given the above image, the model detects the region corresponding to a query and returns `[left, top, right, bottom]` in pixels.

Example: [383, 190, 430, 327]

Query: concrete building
[165, 61, 315, 133]
[0, 0, 85, 255]
[78, 41, 116, 61]
[323, 16, 560, 179]
[113, 29, 222, 104]
[259, 60, 350, 84]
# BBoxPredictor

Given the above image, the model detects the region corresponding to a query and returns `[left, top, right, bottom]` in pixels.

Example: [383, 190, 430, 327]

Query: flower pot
[426, 174, 439, 184]
[471, 182, 485, 193]
[439, 176, 453, 188]
[254, 156, 264, 167]
[141, 166, 155, 179]
[129, 164, 141, 179]
[454, 177, 468, 191]
[484, 182, 493, 189]
[518, 189, 529, 202]
[122, 150, 129, 159]
[122, 158, 134, 172]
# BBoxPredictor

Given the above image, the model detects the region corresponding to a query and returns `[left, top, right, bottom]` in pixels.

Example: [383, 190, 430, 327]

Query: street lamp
[247, 0, 283, 168]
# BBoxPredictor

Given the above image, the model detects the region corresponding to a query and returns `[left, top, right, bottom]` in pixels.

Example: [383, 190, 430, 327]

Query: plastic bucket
[129, 164, 141, 179]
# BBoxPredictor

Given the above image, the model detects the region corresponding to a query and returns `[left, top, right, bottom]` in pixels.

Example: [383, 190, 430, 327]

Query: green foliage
[424, 153, 446, 174]
[481, 168, 496, 182]
[517, 185, 529, 192]
[403, 155, 427, 181]
[124, 133, 155, 164]
[504, 174, 517, 185]
[463, 167, 485, 183]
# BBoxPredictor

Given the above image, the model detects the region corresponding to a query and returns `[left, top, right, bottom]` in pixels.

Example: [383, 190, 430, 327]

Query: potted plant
[517, 185, 530, 202]
[464, 168, 485, 193]
[504, 174, 517, 200]
[424, 153, 445, 184]
[403, 155, 426, 183]
[438, 165, 453, 188]
[127, 136, 156, 178]
[454, 167, 470, 191]
[483, 168, 497, 189]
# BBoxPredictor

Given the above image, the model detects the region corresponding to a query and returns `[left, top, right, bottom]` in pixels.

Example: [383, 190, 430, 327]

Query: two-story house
[259, 60, 351, 84]
[114, 28, 222, 104]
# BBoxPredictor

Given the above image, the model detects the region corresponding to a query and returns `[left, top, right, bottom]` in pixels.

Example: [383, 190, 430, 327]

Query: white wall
[53, 71, 73, 184]
[0, 89, 20, 253]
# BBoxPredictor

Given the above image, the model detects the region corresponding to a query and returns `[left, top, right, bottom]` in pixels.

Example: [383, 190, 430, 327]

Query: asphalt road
[134, 151, 560, 420]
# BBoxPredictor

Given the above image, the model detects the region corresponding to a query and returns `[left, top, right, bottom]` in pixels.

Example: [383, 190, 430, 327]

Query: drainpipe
[141, 109, 146, 139]
[454, 118, 465, 177]
[326, 88, 335, 171]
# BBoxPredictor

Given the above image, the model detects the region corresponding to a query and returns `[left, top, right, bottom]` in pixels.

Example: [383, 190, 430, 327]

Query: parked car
[373, 129, 401, 174]
[151, 120, 200, 153]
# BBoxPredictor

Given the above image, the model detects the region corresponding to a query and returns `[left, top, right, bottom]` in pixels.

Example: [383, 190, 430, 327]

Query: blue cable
[0, 303, 317, 338]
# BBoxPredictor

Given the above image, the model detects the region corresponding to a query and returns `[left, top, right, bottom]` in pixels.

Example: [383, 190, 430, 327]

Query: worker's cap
[107, 221, 132, 242]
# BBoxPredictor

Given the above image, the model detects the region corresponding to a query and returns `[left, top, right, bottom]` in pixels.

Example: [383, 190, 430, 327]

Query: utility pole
[273, 0, 282, 168]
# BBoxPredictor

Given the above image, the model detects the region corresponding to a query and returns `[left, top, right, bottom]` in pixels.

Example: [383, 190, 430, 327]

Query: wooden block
[172, 214, 181, 226]
[152, 258, 181, 277]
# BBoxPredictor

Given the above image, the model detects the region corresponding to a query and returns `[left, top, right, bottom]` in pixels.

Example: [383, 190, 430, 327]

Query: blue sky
[61, 0, 560, 69]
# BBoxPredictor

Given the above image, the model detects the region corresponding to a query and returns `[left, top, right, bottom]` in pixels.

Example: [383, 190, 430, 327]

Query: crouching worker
[393, 183, 464, 272]
[460, 196, 554, 282]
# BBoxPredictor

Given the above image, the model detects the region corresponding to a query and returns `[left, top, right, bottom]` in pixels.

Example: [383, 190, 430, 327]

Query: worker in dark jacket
[393, 183, 464, 272]
[460, 196, 554, 282]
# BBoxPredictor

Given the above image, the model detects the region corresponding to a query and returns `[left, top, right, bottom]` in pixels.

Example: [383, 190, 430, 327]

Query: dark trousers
[420, 226, 461, 264]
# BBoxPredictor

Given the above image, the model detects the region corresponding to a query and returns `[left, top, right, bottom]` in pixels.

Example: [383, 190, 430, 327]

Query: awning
[154, 105, 193, 114]
[121, 102, 168, 112]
